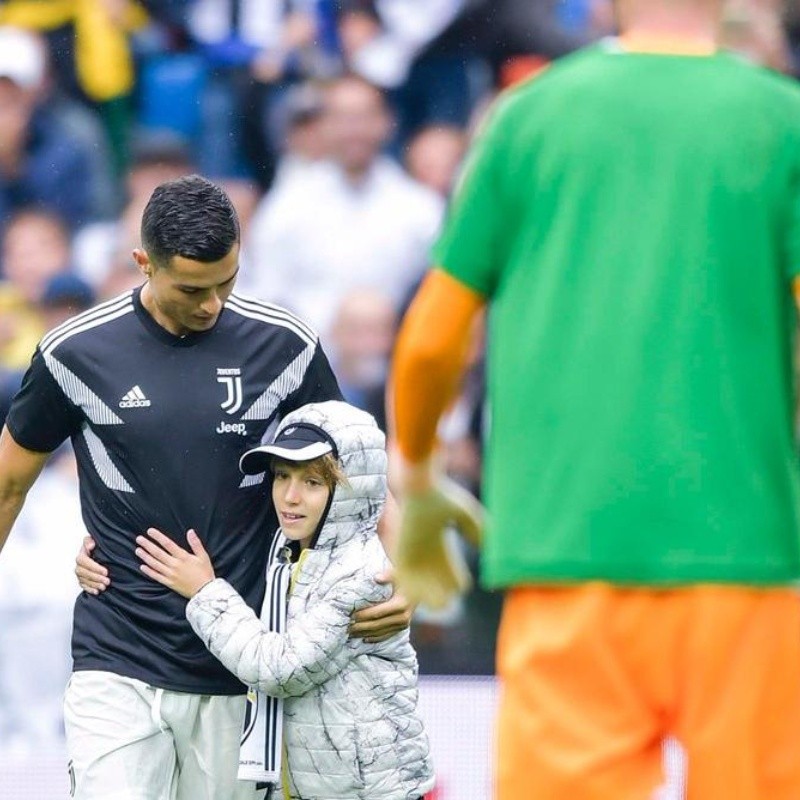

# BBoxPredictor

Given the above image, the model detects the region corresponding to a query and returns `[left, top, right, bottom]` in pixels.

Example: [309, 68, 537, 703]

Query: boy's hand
[350, 569, 413, 643]
[75, 535, 110, 595]
[394, 466, 484, 611]
[136, 528, 215, 599]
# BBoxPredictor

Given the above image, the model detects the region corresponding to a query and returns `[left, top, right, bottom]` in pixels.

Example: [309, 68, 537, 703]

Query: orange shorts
[496, 583, 800, 800]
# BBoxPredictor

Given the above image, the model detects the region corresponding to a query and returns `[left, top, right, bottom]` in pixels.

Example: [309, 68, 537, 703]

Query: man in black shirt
[0, 175, 407, 799]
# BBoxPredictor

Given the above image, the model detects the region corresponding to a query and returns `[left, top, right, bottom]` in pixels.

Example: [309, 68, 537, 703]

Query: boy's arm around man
[186, 550, 394, 698]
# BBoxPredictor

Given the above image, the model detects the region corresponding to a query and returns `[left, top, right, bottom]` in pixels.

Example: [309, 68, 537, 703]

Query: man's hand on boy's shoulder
[349, 569, 413, 643]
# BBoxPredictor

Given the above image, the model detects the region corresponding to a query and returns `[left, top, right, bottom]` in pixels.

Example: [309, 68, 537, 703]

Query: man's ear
[132, 248, 153, 278]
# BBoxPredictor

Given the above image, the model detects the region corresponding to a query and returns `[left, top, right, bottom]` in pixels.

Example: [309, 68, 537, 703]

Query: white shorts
[64, 670, 267, 800]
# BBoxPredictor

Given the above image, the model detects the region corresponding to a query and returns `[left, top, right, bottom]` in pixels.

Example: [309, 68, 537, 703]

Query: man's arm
[388, 268, 486, 609]
[1, 346, 79, 558]
[345, 266, 482, 630]
[187, 571, 386, 698]
[391, 269, 486, 466]
[135, 527, 393, 698]
[0, 425, 50, 557]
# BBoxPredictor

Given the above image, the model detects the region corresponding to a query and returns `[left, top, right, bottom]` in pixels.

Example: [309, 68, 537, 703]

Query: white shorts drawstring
[150, 687, 167, 733]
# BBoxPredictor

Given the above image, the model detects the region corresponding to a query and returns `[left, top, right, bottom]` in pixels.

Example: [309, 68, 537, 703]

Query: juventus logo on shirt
[217, 367, 243, 414]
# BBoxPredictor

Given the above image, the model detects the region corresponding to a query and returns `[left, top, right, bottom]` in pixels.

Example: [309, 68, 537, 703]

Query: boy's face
[272, 460, 331, 549]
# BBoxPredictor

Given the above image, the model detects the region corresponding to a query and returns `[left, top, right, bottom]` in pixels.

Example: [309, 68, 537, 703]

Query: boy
[135, 400, 434, 800]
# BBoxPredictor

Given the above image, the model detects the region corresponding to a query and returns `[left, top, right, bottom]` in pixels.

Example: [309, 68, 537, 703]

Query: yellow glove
[395, 473, 484, 610]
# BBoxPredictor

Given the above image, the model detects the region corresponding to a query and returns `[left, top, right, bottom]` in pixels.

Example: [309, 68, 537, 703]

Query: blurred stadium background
[0, 1, 796, 797]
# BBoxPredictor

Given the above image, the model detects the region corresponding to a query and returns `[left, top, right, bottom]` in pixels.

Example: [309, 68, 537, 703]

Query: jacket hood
[272, 401, 387, 551]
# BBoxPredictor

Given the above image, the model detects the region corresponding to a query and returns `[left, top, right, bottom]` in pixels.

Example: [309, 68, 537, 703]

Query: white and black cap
[239, 423, 338, 475]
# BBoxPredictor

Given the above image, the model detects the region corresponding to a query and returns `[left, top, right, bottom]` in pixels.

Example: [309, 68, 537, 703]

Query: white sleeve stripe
[225, 295, 317, 343]
[225, 300, 315, 347]
[43, 353, 123, 426]
[39, 292, 133, 352]
[225, 295, 317, 346]
[42, 303, 135, 356]
[241, 346, 314, 421]
[227, 292, 317, 338]
[238, 472, 265, 488]
[81, 423, 134, 493]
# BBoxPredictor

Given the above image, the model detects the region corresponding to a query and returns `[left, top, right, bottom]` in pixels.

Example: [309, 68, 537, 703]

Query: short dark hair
[141, 174, 240, 267]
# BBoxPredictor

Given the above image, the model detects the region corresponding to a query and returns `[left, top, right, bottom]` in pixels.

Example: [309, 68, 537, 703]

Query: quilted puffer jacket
[186, 401, 435, 800]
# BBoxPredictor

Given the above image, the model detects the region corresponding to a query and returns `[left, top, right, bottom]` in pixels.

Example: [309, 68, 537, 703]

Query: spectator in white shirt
[270, 80, 330, 187]
[243, 74, 443, 339]
[328, 286, 397, 428]
[0, 450, 85, 754]
[188, 0, 341, 187]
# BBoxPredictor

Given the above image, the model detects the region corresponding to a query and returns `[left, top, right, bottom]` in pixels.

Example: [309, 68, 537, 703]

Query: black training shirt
[6, 288, 342, 694]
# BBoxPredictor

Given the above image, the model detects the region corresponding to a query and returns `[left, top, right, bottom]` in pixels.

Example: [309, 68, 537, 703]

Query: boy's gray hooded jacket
[186, 401, 434, 800]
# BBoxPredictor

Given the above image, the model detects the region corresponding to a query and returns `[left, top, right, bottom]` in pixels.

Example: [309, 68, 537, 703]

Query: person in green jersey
[388, 0, 800, 796]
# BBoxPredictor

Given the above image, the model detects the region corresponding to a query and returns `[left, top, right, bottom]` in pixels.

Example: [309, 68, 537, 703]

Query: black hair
[141, 174, 240, 267]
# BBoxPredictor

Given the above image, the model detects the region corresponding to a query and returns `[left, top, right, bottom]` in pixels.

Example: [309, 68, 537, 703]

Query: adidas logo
[119, 385, 151, 408]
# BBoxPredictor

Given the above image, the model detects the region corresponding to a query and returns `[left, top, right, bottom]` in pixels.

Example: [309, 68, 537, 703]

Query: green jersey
[434, 42, 800, 587]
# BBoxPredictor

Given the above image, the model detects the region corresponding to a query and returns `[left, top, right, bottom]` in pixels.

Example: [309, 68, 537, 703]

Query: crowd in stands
[0, 0, 796, 756]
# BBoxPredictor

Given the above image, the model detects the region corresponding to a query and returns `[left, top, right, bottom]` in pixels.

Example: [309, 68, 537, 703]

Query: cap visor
[239, 441, 333, 474]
